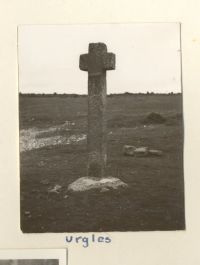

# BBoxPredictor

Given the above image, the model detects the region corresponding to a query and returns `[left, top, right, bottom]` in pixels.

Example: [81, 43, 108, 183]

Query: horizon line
[19, 91, 182, 95]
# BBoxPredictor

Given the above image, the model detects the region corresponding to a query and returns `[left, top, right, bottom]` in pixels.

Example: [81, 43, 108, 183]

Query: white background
[0, 1, 200, 265]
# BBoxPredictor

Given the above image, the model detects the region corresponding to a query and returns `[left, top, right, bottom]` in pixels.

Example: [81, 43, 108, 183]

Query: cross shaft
[79, 43, 115, 178]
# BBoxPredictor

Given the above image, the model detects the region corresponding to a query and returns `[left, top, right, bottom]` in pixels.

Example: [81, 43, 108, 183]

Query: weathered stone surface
[67, 43, 128, 194]
[79, 43, 115, 178]
[68, 176, 128, 192]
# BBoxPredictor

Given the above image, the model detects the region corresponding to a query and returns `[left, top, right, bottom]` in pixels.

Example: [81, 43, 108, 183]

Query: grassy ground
[20, 94, 185, 232]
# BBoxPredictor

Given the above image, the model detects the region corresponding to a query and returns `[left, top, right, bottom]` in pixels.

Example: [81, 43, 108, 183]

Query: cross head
[79, 43, 115, 75]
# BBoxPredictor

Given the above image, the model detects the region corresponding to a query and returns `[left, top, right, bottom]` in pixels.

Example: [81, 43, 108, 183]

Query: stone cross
[79, 43, 115, 178]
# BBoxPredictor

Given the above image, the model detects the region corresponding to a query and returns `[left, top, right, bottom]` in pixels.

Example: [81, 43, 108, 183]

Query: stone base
[68, 176, 128, 193]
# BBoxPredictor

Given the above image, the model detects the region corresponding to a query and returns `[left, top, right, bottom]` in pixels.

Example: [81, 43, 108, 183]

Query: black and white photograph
[0, 260, 58, 265]
[0, 250, 67, 265]
[18, 23, 185, 233]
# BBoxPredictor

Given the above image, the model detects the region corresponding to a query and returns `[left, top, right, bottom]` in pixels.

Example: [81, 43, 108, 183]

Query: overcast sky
[18, 23, 181, 94]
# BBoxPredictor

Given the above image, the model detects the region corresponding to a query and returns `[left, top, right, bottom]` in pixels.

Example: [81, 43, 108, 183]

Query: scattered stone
[38, 161, 45, 167]
[123, 145, 136, 156]
[123, 145, 163, 157]
[48, 184, 62, 193]
[100, 187, 110, 193]
[40, 179, 49, 185]
[24, 211, 31, 218]
[66, 134, 86, 144]
[68, 176, 128, 192]
[123, 145, 148, 156]
[20, 125, 86, 152]
[148, 149, 163, 156]
[61, 120, 75, 129]
[134, 147, 149, 156]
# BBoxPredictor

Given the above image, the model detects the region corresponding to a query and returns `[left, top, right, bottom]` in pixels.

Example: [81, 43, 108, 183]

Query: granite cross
[79, 43, 115, 178]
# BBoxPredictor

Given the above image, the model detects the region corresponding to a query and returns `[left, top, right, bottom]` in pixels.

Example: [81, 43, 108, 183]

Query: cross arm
[79, 54, 89, 71]
[103, 52, 116, 70]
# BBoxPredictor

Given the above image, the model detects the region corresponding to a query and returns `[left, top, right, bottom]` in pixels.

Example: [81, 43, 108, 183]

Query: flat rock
[123, 145, 163, 157]
[123, 145, 148, 156]
[134, 147, 149, 156]
[68, 176, 128, 192]
[148, 149, 163, 156]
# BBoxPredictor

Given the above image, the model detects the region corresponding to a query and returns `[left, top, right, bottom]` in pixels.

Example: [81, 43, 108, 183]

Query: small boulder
[123, 145, 148, 157]
[149, 149, 163, 156]
[48, 184, 62, 193]
[134, 147, 149, 156]
[123, 145, 136, 156]
[123, 145, 163, 157]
